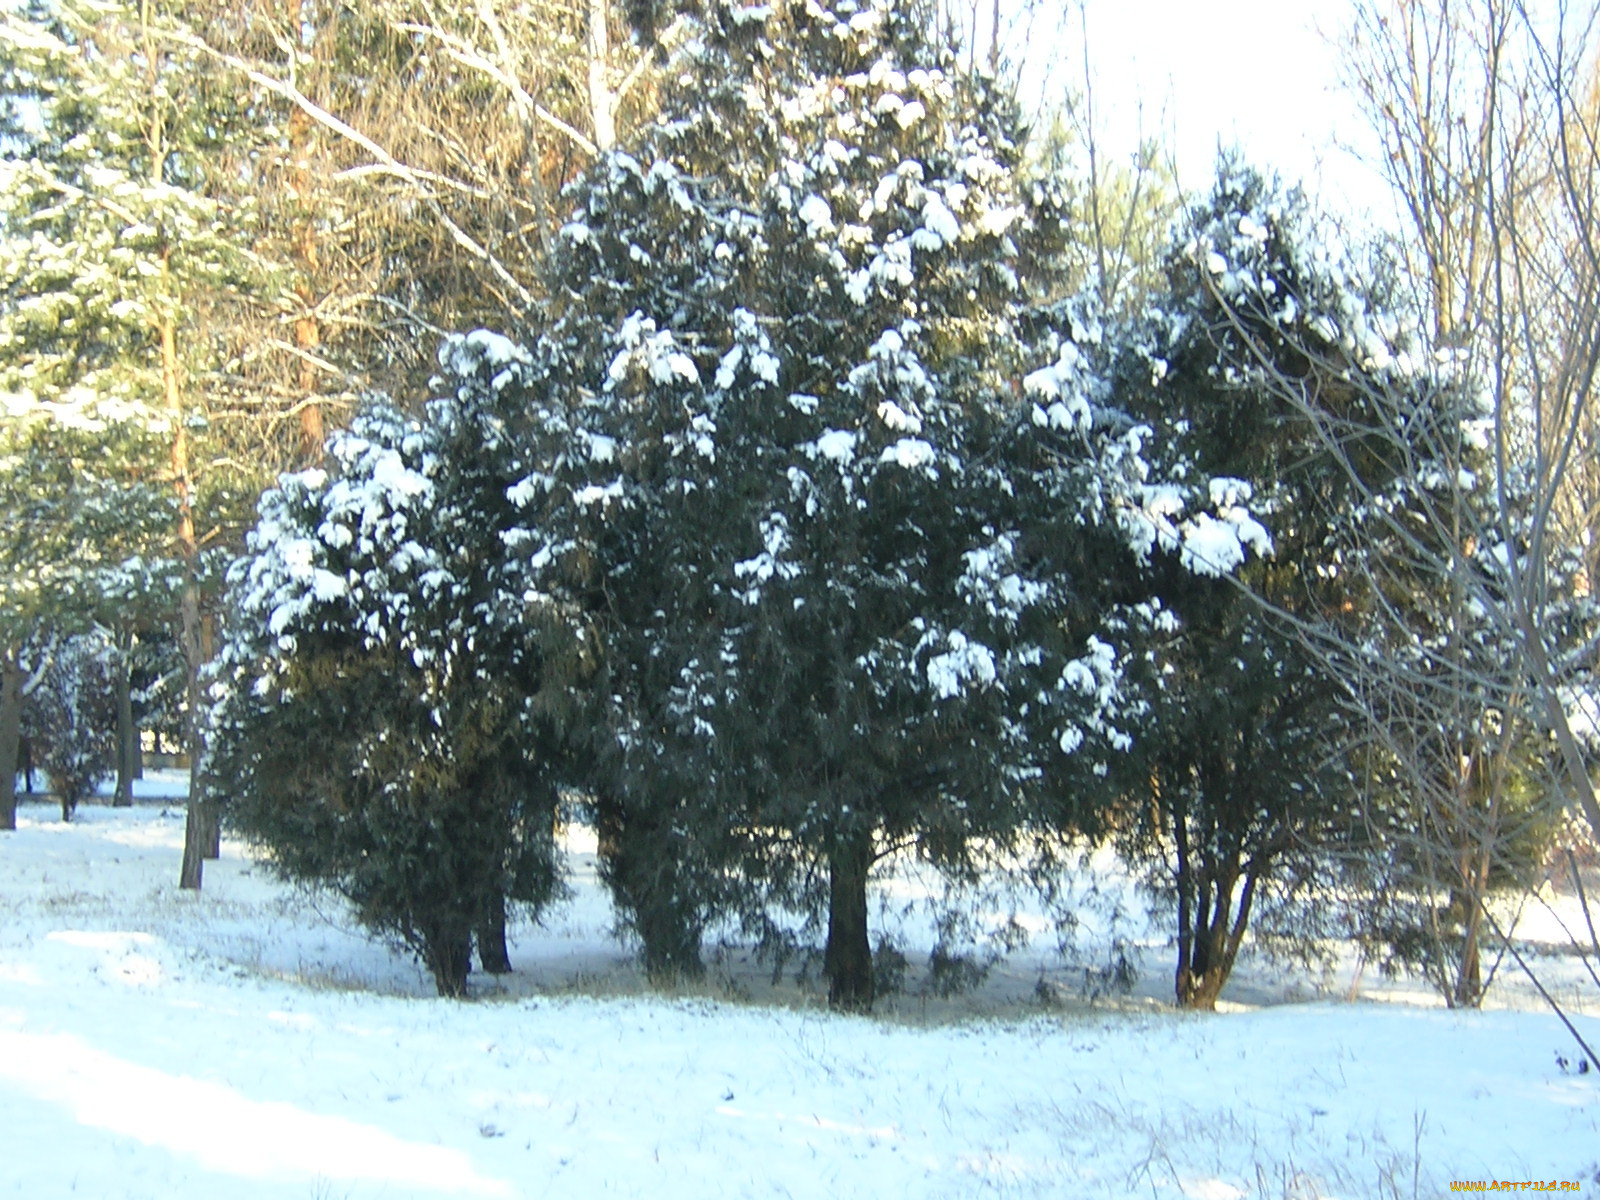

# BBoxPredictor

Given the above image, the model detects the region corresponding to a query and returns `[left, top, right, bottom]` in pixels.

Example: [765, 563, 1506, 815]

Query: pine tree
[0, 413, 171, 829]
[0, 0, 281, 854]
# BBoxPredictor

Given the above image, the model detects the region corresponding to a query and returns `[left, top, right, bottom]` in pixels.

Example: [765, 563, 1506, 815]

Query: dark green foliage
[516, 0, 1212, 1010]
[208, 337, 588, 996]
[24, 634, 120, 820]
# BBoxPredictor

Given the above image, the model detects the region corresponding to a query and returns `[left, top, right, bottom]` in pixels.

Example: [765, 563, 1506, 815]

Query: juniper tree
[1099, 164, 1434, 1008]
[520, 0, 1270, 1009]
[208, 333, 590, 996]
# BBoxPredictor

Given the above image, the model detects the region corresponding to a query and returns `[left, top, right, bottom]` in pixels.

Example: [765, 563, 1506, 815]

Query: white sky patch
[1002, 0, 1394, 224]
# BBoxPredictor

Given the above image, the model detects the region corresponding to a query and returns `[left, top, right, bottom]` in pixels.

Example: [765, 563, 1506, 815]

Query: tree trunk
[1176, 891, 1225, 1010]
[1175, 861, 1260, 1011]
[163, 298, 209, 892]
[175, 589, 209, 892]
[179, 786, 215, 890]
[0, 653, 22, 831]
[593, 789, 706, 983]
[113, 632, 135, 807]
[587, 0, 615, 153]
[1449, 884, 1485, 1008]
[141, 36, 214, 890]
[476, 888, 512, 974]
[1177, 932, 1228, 1010]
[423, 923, 474, 998]
[824, 831, 874, 1012]
[286, 0, 325, 461]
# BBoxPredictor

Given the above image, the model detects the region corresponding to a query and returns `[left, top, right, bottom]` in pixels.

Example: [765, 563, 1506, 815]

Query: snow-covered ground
[1, 778, 1596, 1199]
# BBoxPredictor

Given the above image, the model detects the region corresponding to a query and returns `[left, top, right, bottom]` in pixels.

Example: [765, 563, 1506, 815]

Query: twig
[1482, 901, 1599, 1073]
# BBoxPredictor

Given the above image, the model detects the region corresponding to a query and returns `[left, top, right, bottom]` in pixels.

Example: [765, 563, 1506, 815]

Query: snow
[0, 787, 1596, 1198]
[924, 629, 998, 698]
[875, 399, 922, 434]
[798, 193, 834, 237]
[808, 428, 858, 465]
[1177, 507, 1274, 577]
[920, 193, 959, 246]
[505, 472, 554, 508]
[572, 480, 624, 508]
[879, 436, 935, 471]
[608, 313, 700, 388]
[462, 329, 523, 369]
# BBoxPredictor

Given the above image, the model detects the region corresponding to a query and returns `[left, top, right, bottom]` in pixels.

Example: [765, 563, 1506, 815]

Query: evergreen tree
[207, 332, 589, 996]
[24, 632, 119, 821]
[0, 415, 171, 828]
[1343, 447, 1595, 1006]
[522, 0, 1267, 1009]
[0, 0, 281, 859]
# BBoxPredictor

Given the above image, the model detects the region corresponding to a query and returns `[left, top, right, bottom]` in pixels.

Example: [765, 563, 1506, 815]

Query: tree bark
[163, 298, 209, 892]
[1449, 883, 1485, 1008]
[0, 652, 22, 831]
[423, 922, 474, 998]
[113, 631, 135, 807]
[587, 0, 615, 153]
[476, 887, 512, 974]
[1176, 857, 1261, 1011]
[824, 830, 874, 1012]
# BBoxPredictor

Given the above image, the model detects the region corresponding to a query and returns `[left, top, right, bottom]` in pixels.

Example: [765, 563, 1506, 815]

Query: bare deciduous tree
[1203, 0, 1600, 1016]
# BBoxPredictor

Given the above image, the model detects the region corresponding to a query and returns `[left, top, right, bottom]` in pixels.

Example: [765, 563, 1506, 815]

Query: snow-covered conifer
[23, 632, 119, 821]
[0, 0, 280, 840]
[522, 0, 1260, 1009]
[208, 332, 592, 996]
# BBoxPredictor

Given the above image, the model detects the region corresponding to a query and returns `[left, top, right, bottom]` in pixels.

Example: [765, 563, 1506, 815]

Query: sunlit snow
[0, 784, 1593, 1199]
